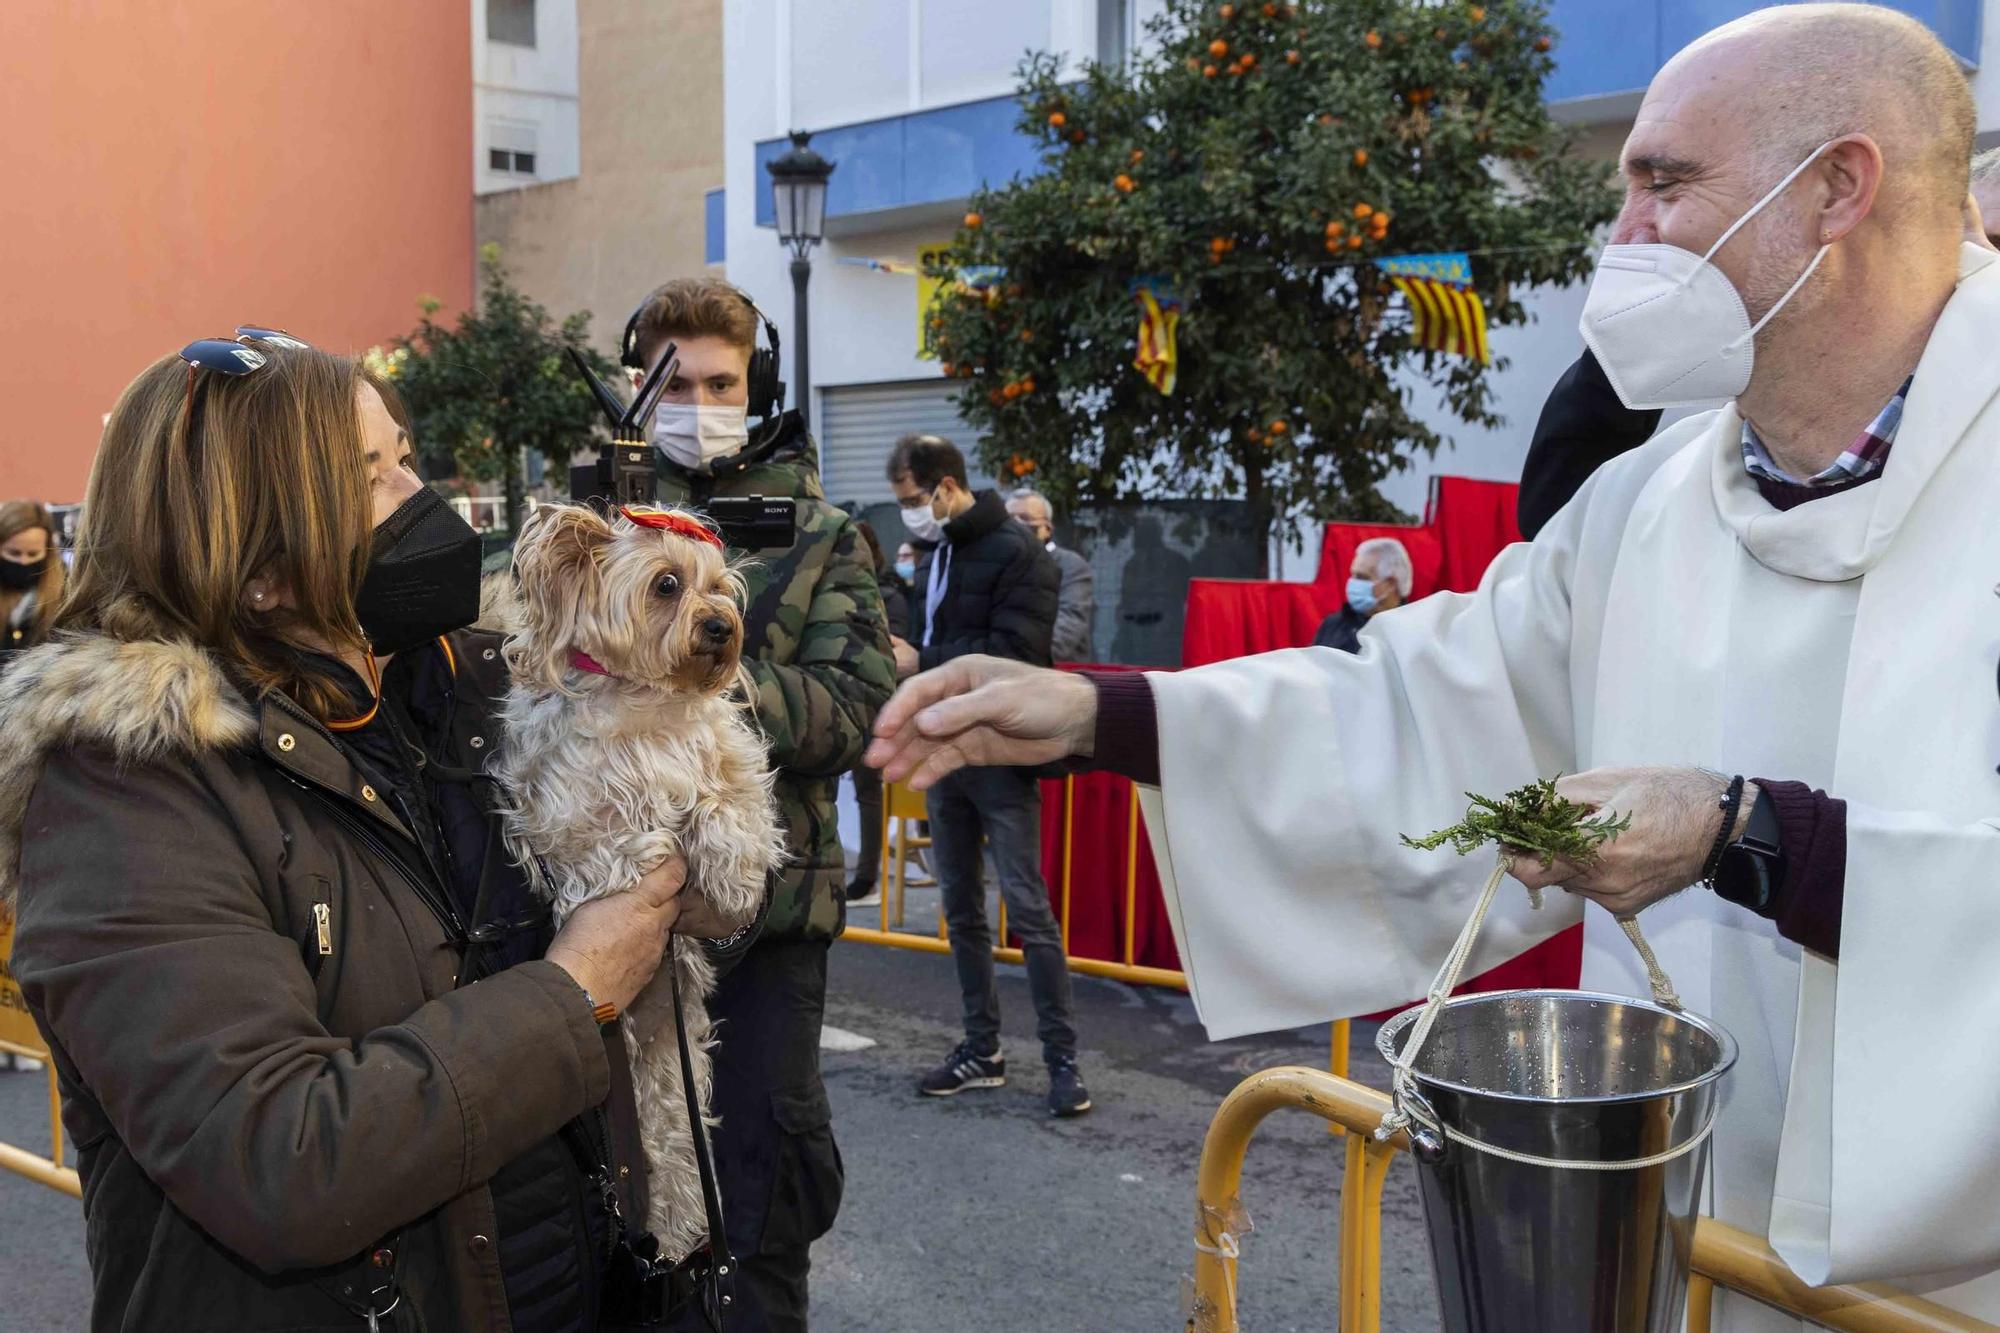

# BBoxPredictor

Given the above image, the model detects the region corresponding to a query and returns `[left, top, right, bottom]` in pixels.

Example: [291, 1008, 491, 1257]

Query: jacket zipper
[286, 776, 468, 947]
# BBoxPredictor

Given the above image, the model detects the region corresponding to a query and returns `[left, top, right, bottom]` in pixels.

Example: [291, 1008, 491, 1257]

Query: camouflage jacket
[656, 414, 896, 942]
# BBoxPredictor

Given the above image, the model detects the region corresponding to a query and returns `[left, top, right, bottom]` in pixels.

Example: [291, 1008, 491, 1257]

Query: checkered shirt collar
[1740, 377, 1912, 487]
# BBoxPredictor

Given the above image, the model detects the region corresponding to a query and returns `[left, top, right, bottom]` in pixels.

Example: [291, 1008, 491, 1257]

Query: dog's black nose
[701, 616, 732, 644]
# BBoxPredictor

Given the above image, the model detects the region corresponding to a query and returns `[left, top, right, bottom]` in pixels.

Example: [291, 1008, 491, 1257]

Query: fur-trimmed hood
[0, 634, 256, 902]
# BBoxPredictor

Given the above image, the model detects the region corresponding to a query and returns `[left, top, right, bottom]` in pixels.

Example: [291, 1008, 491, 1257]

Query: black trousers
[668, 938, 842, 1333]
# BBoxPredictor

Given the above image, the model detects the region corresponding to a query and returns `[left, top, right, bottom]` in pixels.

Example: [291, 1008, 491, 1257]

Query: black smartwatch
[1711, 784, 1786, 912]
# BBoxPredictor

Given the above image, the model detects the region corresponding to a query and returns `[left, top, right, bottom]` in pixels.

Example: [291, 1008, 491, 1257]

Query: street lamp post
[767, 129, 835, 429]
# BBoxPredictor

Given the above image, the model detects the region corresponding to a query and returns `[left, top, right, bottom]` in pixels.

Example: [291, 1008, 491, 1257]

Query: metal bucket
[1376, 989, 1737, 1333]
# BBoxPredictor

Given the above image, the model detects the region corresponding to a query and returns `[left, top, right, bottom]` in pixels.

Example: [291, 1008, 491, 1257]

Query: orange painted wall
[0, 2, 474, 503]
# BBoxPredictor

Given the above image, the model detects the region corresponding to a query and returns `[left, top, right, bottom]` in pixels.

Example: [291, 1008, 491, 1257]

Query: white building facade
[475, 0, 582, 196]
[720, 0, 1991, 563]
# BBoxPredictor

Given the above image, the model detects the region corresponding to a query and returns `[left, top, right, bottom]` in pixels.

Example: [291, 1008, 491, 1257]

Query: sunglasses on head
[178, 326, 313, 439]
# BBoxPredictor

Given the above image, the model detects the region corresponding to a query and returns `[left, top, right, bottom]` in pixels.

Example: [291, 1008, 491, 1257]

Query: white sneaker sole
[921, 1075, 1006, 1097]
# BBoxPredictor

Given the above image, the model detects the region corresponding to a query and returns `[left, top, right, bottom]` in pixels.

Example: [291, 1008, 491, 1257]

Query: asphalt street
[0, 933, 1443, 1331]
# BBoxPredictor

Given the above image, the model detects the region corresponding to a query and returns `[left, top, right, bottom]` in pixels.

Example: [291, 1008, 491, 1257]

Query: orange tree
[925, 0, 1616, 560]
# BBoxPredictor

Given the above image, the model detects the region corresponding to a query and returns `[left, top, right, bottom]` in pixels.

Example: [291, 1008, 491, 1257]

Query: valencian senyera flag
[1376, 252, 1490, 365]
[1132, 278, 1182, 395]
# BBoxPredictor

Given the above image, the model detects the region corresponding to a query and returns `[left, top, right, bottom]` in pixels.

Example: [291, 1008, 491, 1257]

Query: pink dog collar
[569, 649, 615, 677]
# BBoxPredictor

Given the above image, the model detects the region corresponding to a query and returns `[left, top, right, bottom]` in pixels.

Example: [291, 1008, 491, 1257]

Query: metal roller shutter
[815, 379, 994, 508]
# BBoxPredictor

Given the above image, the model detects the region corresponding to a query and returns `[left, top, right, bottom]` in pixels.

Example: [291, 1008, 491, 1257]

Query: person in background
[845, 518, 907, 907]
[1969, 148, 2000, 247]
[887, 434, 1090, 1117]
[1006, 488, 1095, 662]
[633, 276, 896, 1331]
[1312, 537, 1412, 654]
[895, 539, 920, 585]
[0, 501, 63, 665]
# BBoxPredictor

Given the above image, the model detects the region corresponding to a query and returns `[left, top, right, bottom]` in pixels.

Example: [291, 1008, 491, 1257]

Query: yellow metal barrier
[846, 781, 1353, 1078]
[1189, 1065, 1992, 1333]
[0, 908, 79, 1198]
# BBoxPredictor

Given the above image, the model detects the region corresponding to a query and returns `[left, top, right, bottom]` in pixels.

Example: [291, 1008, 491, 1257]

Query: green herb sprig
[1401, 777, 1631, 869]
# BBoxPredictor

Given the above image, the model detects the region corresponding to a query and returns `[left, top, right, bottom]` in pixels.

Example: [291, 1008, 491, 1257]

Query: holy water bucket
[1376, 989, 1737, 1333]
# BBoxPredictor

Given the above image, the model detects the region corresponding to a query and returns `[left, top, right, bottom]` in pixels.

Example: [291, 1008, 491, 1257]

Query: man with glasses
[885, 435, 1089, 1117]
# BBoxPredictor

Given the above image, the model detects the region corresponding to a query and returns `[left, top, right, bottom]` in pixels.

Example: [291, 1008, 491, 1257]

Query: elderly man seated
[871, 6, 2000, 1327]
[1312, 536, 1412, 654]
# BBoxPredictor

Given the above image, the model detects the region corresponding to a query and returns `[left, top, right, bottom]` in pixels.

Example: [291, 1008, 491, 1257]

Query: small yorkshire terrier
[497, 502, 784, 1261]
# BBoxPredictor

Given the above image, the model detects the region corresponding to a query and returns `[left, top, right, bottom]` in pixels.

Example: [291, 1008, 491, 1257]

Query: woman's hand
[545, 857, 688, 1013]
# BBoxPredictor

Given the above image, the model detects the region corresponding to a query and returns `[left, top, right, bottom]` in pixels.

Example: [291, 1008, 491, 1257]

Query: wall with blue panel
[755, 0, 1981, 228]
[1545, 0, 1979, 103]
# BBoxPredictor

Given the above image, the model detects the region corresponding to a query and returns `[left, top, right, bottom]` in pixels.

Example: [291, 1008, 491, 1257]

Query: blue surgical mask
[894, 560, 916, 582]
[1346, 577, 1378, 615]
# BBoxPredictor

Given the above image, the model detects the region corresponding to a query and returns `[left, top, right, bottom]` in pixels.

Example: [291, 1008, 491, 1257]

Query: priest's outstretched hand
[866, 655, 1094, 790]
[1507, 767, 1757, 916]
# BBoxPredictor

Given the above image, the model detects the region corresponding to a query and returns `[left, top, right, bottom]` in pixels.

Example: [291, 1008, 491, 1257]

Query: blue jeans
[926, 765, 1077, 1064]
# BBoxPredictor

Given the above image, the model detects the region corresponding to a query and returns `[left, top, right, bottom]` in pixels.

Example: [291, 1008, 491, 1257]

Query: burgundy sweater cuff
[1749, 778, 1846, 960]
[1084, 671, 1161, 786]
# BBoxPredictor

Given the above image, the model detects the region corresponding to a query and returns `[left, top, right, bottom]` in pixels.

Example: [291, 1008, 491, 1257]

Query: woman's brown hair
[0, 500, 64, 647]
[58, 345, 375, 719]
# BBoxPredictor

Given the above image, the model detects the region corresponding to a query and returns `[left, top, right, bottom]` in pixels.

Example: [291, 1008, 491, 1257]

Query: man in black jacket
[885, 434, 1090, 1117]
[1516, 348, 1663, 539]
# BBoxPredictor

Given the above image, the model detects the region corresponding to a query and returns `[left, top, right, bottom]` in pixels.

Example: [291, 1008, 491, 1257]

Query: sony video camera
[566, 343, 796, 551]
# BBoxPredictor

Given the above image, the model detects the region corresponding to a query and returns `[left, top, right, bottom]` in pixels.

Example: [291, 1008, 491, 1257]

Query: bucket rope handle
[1375, 853, 1693, 1166]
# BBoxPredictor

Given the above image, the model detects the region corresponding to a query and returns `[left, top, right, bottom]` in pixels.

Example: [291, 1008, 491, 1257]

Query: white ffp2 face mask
[900, 500, 944, 544]
[651, 402, 750, 469]
[1579, 141, 1835, 410]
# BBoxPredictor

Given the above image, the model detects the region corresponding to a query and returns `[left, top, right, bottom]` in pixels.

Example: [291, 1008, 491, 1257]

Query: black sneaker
[1047, 1058, 1092, 1117]
[918, 1041, 1006, 1097]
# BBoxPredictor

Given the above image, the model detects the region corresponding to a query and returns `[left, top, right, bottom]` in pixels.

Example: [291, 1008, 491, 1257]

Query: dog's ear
[505, 504, 613, 693]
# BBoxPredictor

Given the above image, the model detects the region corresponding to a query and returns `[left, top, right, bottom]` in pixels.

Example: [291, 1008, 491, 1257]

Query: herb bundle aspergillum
[1401, 777, 1631, 871]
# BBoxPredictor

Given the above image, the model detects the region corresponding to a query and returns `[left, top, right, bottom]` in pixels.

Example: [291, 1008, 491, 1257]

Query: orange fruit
[1203, 64, 1218, 77]
[1020, 329, 1035, 342]
[1210, 235, 1229, 252]
[1219, 3, 1235, 17]
[1469, 5, 1485, 20]
[1049, 111, 1067, 128]
[1317, 112, 1334, 126]
[1239, 52, 1257, 68]
[1247, 427, 1264, 442]
[1269, 420, 1288, 434]
[1286, 49, 1300, 64]
[1535, 35, 1551, 51]
[1021, 377, 1036, 394]
[988, 388, 1005, 405]
[1130, 148, 1145, 164]
[1325, 219, 1346, 237]
[1364, 29, 1382, 48]
[1347, 234, 1364, 249]
[1262, 3, 1277, 16]
[1114, 173, 1136, 193]
[1353, 148, 1369, 167]
[964, 211, 982, 228]
[1353, 201, 1372, 218]
[1210, 38, 1229, 57]
[939, 362, 955, 377]
[1324, 238, 1340, 253]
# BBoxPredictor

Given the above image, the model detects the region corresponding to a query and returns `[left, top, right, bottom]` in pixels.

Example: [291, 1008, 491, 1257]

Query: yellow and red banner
[1132, 279, 1181, 395]
[1378, 252, 1490, 365]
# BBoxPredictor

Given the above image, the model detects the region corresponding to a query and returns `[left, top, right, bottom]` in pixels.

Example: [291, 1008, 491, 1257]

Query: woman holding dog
[1, 334, 717, 1330]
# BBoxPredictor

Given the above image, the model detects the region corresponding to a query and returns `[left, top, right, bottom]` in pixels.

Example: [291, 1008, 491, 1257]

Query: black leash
[668, 938, 737, 1323]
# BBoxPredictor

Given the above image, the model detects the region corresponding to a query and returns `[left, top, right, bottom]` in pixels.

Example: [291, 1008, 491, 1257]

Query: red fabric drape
[1179, 581, 1335, 669]
[1426, 475, 1524, 592]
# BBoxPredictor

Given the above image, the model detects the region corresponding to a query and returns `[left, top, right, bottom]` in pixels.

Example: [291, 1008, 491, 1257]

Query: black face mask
[0, 558, 45, 592]
[356, 488, 483, 655]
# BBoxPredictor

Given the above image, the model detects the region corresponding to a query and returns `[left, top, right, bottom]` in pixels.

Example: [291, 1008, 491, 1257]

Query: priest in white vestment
[869, 6, 2000, 1328]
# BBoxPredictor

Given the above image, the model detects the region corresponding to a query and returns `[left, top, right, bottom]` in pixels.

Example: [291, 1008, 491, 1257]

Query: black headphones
[620, 284, 786, 422]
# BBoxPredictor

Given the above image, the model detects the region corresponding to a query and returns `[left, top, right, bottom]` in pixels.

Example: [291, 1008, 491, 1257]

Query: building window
[488, 0, 537, 48]
[489, 147, 538, 176]
[1097, 0, 1130, 66]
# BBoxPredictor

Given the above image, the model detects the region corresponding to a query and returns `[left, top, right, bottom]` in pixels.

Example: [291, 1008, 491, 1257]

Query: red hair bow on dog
[619, 505, 724, 549]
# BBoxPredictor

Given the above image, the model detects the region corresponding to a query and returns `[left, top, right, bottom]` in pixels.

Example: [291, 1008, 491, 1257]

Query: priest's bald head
[1610, 4, 1973, 474]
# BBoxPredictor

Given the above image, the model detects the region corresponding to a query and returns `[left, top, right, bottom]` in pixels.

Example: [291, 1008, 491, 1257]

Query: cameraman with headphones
[626, 279, 895, 1331]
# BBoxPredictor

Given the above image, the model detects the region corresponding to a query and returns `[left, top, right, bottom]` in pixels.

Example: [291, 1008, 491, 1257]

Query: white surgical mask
[893, 559, 916, 582]
[900, 500, 944, 544]
[1579, 141, 1835, 410]
[652, 402, 750, 469]
[1346, 577, 1379, 615]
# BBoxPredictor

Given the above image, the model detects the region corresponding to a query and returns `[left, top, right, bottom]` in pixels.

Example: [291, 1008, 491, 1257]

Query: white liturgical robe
[1140, 245, 2000, 1329]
